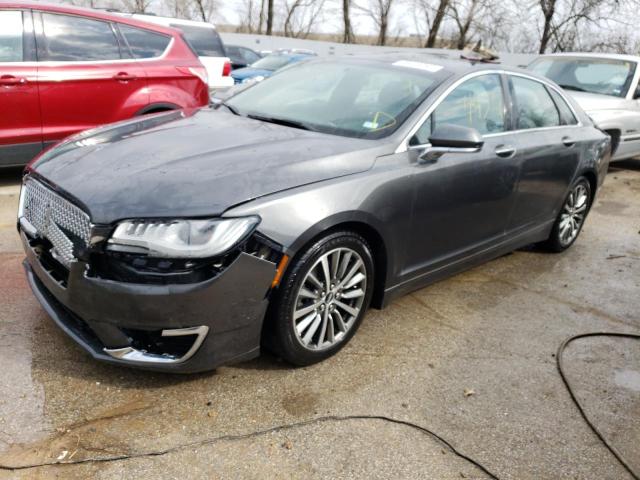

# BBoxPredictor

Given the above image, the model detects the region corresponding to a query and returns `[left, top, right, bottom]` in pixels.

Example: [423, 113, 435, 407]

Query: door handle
[0, 75, 26, 86]
[113, 72, 137, 81]
[562, 136, 575, 147]
[495, 145, 516, 158]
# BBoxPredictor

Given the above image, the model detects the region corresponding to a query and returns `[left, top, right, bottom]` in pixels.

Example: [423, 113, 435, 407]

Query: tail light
[177, 66, 209, 86]
[222, 61, 232, 77]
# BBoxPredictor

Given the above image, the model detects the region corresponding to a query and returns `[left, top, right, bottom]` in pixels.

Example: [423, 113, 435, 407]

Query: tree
[425, 0, 449, 47]
[449, 0, 481, 49]
[536, 0, 621, 53]
[191, 0, 215, 21]
[266, 0, 274, 34]
[283, 0, 327, 37]
[357, 0, 396, 45]
[342, 0, 355, 43]
[120, 0, 152, 13]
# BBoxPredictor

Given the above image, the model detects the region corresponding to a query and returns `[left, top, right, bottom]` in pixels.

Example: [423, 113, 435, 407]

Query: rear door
[506, 75, 583, 232]
[34, 11, 148, 144]
[0, 9, 42, 166]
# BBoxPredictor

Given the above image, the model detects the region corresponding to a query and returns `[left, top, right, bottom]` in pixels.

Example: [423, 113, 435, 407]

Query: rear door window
[119, 24, 170, 59]
[172, 24, 225, 57]
[0, 10, 23, 62]
[548, 88, 578, 125]
[511, 76, 561, 129]
[39, 13, 121, 61]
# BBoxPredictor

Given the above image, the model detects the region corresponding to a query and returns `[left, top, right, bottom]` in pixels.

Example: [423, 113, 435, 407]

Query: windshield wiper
[221, 102, 240, 115]
[247, 114, 315, 131]
[558, 84, 587, 92]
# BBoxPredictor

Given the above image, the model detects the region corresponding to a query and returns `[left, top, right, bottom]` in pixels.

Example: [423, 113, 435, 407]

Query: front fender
[223, 158, 415, 286]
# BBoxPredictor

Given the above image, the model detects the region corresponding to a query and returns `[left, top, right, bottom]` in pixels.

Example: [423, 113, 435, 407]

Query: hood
[30, 109, 377, 224]
[566, 91, 629, 112]
[231, 68, 273, 81]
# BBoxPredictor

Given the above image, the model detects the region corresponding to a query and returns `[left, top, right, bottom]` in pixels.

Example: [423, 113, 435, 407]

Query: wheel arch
[285, 213, 390, 310]
[602, 128, 621, 155]
[135, 102, 181, 116]
[578, 168, 598, 200]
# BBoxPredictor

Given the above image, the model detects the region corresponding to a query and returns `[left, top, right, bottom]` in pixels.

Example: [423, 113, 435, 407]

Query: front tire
[542, 176, 591, 252]
[269, 231, 375, 366]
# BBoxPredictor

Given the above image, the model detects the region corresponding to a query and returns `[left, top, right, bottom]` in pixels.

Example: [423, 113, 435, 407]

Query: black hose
[556, 332, 640, 480]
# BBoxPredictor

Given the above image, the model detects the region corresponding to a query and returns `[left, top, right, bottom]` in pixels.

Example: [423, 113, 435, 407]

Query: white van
[119, 13, 234, 92]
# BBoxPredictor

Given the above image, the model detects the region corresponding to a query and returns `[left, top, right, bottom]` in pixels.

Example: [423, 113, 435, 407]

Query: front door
[404, 73, 520, 278]
[0, 9, 41, 166]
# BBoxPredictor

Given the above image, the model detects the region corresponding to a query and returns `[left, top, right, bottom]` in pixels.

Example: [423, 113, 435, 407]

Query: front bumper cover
[21, 231, 277, 373]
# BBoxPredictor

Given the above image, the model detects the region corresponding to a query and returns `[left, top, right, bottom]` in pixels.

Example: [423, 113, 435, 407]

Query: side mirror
[633, 85, 640, 100]
[409, 124, 484, 164]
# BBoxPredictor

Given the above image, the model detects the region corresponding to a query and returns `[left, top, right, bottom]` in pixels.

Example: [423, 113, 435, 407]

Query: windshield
[529, 57, 636, 98]
[174, 24, 225, 57]
[250, 55, 296, 71]
[225, 60, 446, 139]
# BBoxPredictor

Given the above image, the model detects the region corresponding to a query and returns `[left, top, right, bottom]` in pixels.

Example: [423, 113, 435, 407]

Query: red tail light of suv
[0, 2, 210, 167]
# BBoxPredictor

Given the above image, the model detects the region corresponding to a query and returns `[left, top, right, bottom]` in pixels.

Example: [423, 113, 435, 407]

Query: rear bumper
[21, 231, 277, 373]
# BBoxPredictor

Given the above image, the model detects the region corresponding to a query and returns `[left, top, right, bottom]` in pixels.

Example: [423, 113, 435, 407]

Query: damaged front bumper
[21, 230, 278, 373]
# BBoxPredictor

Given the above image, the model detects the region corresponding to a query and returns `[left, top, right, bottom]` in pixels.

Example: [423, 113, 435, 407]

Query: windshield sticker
[363, 121, 379, 129]
[392, 60, 443, 73]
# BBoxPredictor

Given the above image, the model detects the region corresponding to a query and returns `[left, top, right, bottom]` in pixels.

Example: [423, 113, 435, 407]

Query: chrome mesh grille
[22, 178, 91, 267]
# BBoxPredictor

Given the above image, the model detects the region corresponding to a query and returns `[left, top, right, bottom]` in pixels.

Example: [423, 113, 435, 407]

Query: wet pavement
[0, 162, 638, 479]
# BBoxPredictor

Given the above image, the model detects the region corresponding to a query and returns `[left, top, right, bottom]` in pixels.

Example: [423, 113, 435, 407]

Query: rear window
[119, 24, 170, 59]
[173, 24, 225, 57]
[39, 13, 121, 61]
[0, 10, 23, 62]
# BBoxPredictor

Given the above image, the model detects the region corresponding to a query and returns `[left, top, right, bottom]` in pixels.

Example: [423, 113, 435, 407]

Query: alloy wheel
[558, 183, 589, 247]
[292, 247, 367, 351]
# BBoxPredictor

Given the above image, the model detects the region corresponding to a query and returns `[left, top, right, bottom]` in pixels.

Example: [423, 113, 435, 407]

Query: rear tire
[269, 231, 375, 366]
[542, 176, 591, 252]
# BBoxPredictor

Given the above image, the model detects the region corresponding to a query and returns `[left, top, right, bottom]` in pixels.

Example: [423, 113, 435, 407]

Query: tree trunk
[539, 0, 556, 53]
[455, 0, 477, 50]
[266, 0, 274, 35]
[342, 0, 354, 43]
[425, 0, 448, 48]
[258, 0, 265, 34]
[378, 14, 388, 45]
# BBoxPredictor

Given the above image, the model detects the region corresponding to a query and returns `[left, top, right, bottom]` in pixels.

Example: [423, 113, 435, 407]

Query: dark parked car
[226, 44, 262, 70]
[18, 56, 610, 373]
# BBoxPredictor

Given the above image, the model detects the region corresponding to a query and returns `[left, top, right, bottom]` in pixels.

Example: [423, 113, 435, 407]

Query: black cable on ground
[0, 414, 501, 478]
[557, 332, 640, 480]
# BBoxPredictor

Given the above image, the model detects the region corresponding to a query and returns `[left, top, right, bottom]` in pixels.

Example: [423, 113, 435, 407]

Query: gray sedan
[18, 55, 610, 372]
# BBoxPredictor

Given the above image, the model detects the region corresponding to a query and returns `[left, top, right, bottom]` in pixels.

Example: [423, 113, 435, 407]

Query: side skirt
[380, 220, 554, 308]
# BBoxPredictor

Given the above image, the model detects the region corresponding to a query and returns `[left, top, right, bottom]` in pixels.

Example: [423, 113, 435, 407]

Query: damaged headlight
[107, 217, 260, 258]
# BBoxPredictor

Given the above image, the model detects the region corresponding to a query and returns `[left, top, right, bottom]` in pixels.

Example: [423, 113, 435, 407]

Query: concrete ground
[0, 162, 638, 479]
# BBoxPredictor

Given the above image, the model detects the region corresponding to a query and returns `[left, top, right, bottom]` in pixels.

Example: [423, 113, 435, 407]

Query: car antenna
[460, 40, 500, 64]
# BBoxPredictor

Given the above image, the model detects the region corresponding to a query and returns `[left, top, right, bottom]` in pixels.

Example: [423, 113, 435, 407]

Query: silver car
[529, 53, 640, 162]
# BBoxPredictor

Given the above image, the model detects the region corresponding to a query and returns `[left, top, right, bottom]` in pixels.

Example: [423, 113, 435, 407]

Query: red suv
[0, 2, 209, 167]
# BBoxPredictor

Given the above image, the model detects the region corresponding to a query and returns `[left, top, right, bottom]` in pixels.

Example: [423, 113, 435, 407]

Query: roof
[330, 52, 533, 77]
[0, 1, 180, 35]
[539, 52, 640, 63]
[126, 13, 218, 30]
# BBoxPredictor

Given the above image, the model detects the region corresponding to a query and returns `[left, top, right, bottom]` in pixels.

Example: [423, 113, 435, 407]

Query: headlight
[107, 217, 260, 258]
